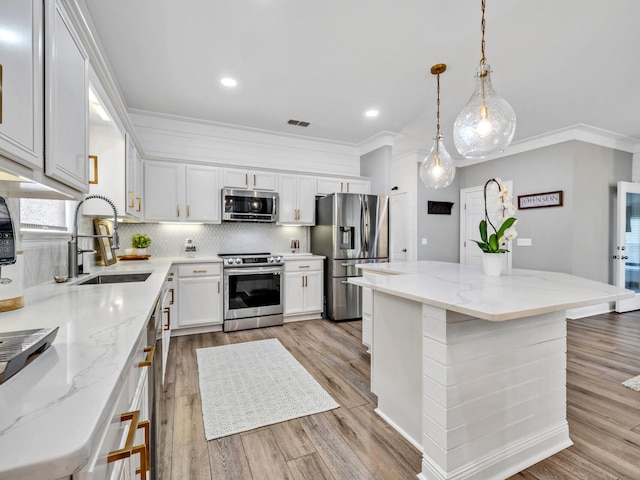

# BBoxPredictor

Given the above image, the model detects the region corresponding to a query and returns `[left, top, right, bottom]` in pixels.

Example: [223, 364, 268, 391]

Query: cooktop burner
[0, 327, 59, 384]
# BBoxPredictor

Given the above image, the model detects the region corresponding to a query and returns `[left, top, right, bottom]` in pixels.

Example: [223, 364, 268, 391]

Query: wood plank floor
[158, 311, 640, 480]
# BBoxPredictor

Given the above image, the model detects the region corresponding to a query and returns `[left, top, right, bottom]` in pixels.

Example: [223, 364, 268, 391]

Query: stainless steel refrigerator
[310, 193, 389, 320]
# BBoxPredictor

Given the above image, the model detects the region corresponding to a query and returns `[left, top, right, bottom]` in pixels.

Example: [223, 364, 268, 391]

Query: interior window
[20, 199, 71, 232]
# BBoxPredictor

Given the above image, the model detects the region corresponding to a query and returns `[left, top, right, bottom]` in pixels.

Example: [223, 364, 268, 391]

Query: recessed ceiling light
[365, 109, 379, 118]
[221, 77, 238, 87]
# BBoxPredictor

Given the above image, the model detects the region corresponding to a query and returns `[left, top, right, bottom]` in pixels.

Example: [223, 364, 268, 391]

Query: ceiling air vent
[287, 119, 310, 127]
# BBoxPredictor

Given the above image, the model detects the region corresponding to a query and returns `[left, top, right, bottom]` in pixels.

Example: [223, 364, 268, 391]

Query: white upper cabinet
[44, 0, 89, 193]
[185, 164, 220, 223]
[125, 134, 144, 219]
[145, 161, 220, 223]
[278, 173, 315, 225]
[222, 168, 276, 190]
[0, 0, 43, 170]
[316, 176, 370, 195]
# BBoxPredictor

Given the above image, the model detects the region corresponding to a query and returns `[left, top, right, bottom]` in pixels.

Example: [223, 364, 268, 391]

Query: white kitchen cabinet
[44, 0, 89, 193]
[162, 267, 177, 385]
[177, 263, 222, 328]
[144, 161, 220, 222]
[277, 174, 316, 225]
[125, 134, 144, 219]
[0, 0, 43, 170]
[316, 176, 370, 195]
[361, 285, 373, 352]
[75, 328, 152, 480]
[222, 167, 276, 190]
[283, 259, 323, 318]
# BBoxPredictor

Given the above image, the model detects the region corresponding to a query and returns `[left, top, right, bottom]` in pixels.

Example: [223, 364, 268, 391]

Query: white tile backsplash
[113, 222, 308, 258]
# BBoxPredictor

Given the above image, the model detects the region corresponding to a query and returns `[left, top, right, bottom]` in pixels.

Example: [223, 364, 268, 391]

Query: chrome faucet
[68, 195, 120, 278]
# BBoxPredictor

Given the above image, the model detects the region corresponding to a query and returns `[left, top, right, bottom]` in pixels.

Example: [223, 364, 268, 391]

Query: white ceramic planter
[482, 252, 503, 277]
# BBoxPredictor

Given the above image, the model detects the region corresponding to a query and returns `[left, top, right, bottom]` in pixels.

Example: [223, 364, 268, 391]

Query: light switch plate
[421, 238, 427, 245]
[517, 238, 532, 247]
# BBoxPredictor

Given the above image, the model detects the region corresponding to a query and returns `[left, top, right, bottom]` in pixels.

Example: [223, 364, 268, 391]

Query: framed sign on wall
[517, 191, 563, 209]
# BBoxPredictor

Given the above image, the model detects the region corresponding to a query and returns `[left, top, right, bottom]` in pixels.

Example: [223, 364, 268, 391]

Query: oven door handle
[224, 267, 283, 275]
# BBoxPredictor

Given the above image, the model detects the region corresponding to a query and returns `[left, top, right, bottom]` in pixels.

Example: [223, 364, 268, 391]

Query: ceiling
[83, 0, 640, 160]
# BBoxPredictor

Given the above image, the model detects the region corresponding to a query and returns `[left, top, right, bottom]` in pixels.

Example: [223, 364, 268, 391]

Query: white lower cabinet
[75, 327, 153, 480]
[176, 263, 222, 328]
[283, 259, 323, 318]
[362, 286, 373, 352]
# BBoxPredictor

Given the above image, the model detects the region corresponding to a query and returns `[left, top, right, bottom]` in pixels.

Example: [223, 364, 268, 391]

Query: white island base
[372, 291, 572, 480]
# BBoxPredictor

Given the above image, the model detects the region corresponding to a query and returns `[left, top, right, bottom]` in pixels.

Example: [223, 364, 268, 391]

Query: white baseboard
[374, 408, 424, 453]
[418, 423, 572, 480]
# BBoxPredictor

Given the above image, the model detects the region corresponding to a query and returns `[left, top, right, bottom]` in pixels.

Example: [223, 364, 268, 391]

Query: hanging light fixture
[453, 0, 516, 159]
[420, 64, 455, 189]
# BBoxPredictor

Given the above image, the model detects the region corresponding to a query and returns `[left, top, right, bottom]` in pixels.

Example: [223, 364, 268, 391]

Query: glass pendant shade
[420, 135, 455, 189]
[453, 63, 516, 159]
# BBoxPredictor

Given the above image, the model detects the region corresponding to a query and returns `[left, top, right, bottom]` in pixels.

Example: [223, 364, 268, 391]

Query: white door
[460, 181, 513, 269]
[615, 181, 640, 312]
[390, 192, 408, 261]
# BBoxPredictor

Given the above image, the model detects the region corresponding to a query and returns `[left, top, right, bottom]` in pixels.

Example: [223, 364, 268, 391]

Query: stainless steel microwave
[222, 189, 278, 222]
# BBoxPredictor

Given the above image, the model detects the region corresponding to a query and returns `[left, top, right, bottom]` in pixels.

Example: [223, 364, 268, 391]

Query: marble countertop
[350, 261, 634, 321]
[0, 257, 178, 480]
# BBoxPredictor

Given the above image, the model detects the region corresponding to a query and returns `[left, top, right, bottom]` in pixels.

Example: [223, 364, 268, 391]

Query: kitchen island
[349, 261, 633, 480]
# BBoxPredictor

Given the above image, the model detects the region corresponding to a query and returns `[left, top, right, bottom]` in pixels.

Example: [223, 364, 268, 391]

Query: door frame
[460, 181, 514, 269]
[615, 181, 640, 312]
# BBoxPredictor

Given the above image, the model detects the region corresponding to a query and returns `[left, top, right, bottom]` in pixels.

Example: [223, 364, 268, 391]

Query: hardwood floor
[158, 312, 640, 480]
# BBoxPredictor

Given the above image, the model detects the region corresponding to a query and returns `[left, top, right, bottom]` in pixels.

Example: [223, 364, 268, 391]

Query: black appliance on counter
[219, 253, 284, 331]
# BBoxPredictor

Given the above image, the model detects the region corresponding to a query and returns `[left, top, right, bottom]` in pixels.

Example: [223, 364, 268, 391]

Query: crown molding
[358, 131, 403, 156]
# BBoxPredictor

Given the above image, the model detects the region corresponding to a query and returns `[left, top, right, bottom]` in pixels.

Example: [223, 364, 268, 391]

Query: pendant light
[420, 64, 455, 189]
[453, 0, 516, 159]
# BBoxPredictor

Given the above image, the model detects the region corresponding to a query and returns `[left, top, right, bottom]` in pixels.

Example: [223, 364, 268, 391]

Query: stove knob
[225, 258, 233, 265]
[275, 256, 282, 263]
[267, 256, 274, 263]
[235, 257, 242, 265]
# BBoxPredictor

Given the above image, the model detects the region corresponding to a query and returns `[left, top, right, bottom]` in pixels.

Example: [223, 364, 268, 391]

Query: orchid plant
[472, 178, 518, 253]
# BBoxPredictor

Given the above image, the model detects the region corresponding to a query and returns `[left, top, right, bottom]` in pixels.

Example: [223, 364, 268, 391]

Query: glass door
[615, 181, 640, 312]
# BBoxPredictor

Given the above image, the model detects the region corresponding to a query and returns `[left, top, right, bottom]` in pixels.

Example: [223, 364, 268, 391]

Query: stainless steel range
[219, 253, 284, 332]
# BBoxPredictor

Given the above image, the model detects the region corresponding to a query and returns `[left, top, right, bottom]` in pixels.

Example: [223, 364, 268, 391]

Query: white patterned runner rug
[623, 374, 640, 392]
[196, 338, 339, 440]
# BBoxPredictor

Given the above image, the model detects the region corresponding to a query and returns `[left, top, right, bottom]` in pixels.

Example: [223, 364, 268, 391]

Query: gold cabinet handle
[137, 346, 155, 368]
[340, 182, 344, 192]
[137, 419, 150, 472]
[298, 265, 310, 269]
[245, 173, 248, 186]
[301, 276, 304, 287]
[170, 288, 174, 305]
[253, 174, 256, 187]
[177, 204, 181, 218]
[108, 410, 140, 462]
[304, 275, 308, 287]
[129, 191, 135, 208]
[217, 280, 220, 294]
[132, 443, 147, 480]
[187, 205, 190, 218]
[164, 307, 171, 331]
[193, 269, 207, 273]
[136, 197, 142, 212]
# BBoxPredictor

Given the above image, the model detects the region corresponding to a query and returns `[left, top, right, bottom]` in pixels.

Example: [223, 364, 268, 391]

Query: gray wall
[416, 163, 461, 262]
[455, 141, 632, 283]
[361, 145, 392, 195]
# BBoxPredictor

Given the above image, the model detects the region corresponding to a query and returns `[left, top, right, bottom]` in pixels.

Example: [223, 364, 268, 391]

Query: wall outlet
[517, 238, 532, 247]
[421, 238, 427, 245]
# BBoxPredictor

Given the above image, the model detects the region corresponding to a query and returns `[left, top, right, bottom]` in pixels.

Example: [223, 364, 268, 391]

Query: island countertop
[350, 260, 633, 321]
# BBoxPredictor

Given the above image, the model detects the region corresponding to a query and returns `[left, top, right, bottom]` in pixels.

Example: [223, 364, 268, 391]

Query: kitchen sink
[74, 272, 152, 285]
